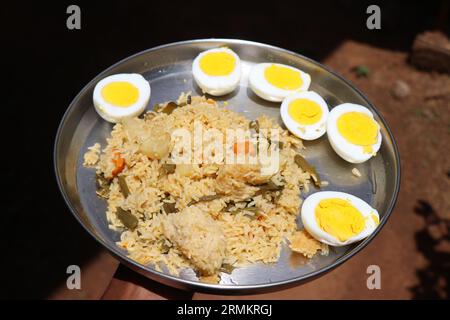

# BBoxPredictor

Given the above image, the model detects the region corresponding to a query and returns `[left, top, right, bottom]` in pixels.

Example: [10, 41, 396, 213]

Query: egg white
[327, 103, 382, 163]
[192, 48, 241, 96]
[280, 91, 329, 140]
[93, 73, 151, 123]
[301, 191, 380, 246]
[249, 63, 311, 102]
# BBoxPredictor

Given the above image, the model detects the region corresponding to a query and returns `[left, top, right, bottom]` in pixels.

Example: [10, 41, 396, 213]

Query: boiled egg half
[280, 91, 329, 140]
[93, 73, 151, 123]
[249, 63, 311, 102]
[192, 48, 241, 96]
[327, 103, 382, 163]
[301, 191, 380, 246]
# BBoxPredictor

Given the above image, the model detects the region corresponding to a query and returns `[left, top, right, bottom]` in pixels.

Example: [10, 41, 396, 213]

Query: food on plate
[84, 93, 327, 281]
[301, 191, 380, 246]
[327, 103, 382, 163]
[249, 63, 311, 102]
[83, 143, 101, 166]
[288, 229, 328, 258]
[80, 48, 387, 283]
[192, 48, 241, 96]
[294, 154, 321, 188]
[163, 206, 226, 275]
[352, 167, 362, 178]
[93, 73, 151, 123]
[280, 91, 329, 140]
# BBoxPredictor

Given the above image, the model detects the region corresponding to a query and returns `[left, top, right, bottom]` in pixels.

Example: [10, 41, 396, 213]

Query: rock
[392, 80, 411, 99]
[410, 31, 450, 73]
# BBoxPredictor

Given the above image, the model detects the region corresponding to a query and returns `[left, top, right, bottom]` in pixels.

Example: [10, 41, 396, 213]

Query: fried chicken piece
[163, 206, 226, 275]
[289, 230, 328, 258]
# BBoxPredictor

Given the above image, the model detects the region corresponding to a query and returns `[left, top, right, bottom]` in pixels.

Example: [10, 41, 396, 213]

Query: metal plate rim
[54, 38, 401, 294]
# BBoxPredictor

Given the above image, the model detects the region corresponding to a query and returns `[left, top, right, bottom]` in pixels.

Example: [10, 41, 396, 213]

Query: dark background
[1, 0, 448, 299]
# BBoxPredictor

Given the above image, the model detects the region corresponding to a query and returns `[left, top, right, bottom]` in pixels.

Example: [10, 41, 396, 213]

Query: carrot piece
[112, 152, 125, 177]
[233, 141, 255, 156]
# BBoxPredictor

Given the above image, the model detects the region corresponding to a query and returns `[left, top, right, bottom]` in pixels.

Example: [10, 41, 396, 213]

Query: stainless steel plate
[54, 39, 400, 294]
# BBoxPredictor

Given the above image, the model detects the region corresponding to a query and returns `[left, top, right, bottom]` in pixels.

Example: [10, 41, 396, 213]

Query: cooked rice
[83, 143, 101, 166]
[84, 94, 327, 281]
[352, 167, 362, 178]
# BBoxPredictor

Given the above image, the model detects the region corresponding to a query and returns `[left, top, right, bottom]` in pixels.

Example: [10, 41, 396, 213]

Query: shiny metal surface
[54, 39, 400, 294]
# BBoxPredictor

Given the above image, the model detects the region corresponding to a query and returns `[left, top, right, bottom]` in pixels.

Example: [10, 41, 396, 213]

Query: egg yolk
[264, 64, 303, 90]
[337, 112, 378, 154]
[101, 81, 139, 107]
[288, 99, 323, 125]
[315, 198, 365, 242]
[199, 51, 236, 76]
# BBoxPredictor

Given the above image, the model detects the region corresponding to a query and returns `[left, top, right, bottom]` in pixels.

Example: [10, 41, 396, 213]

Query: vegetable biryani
[84, 93, 328, 282]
